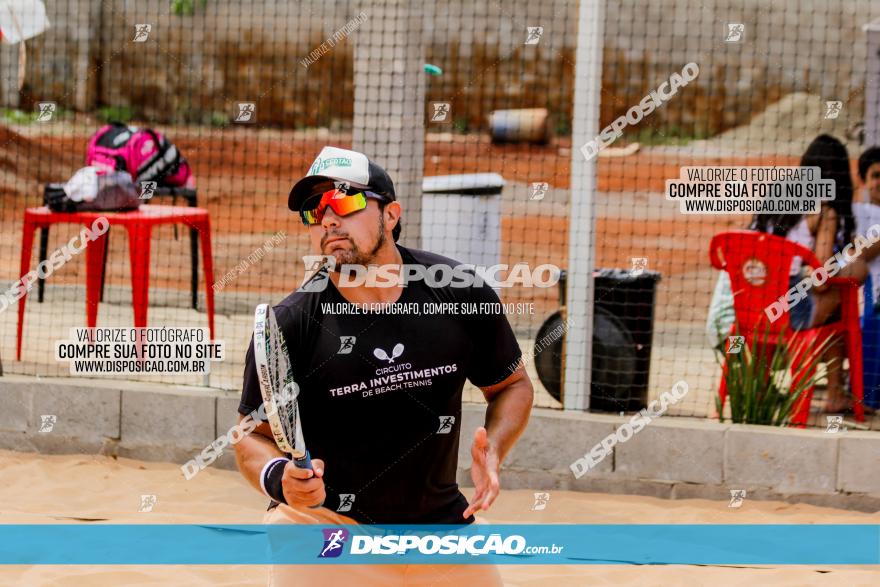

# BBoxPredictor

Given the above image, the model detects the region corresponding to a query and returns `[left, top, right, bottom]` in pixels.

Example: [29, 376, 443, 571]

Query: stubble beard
[325, 214, 387, 270]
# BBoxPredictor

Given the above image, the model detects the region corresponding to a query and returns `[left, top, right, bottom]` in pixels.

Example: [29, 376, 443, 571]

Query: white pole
[564, 0, 604, 411]
[864, 20, 880, 149]
[352, 0, 425, 248]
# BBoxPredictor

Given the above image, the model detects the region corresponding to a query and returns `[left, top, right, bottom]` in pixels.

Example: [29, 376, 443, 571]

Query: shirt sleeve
[238, 336, 265, 418]
[463, 283, 523, 388]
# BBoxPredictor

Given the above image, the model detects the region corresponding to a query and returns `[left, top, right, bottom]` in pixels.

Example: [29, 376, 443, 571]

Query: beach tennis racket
[253, 303, 313, 470]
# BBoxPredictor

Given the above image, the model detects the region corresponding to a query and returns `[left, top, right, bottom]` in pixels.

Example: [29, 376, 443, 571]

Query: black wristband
[261, 458, 289, 505]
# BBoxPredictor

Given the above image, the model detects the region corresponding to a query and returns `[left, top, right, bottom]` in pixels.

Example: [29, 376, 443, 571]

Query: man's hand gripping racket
[254, 304, 325, 508]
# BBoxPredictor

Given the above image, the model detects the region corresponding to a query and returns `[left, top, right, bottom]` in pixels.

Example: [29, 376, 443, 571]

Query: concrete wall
[2, 375, 878, 511]
[0, 374, 238, 470]
[456, 406, 880, 512]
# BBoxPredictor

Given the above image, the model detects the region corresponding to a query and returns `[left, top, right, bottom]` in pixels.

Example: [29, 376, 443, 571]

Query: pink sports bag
[86, 122, 191, 186]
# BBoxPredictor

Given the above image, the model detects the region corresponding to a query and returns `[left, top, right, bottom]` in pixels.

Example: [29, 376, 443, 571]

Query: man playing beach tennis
[234, 146, 534, 585]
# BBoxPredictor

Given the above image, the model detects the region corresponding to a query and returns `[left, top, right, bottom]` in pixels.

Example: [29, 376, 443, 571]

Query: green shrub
[96, 105, 137, 123]
[171, 0, 207, 16]
[715, 325, 838, 426]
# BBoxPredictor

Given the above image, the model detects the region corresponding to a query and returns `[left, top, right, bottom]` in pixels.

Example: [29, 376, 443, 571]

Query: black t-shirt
[238, 245, 522, 524]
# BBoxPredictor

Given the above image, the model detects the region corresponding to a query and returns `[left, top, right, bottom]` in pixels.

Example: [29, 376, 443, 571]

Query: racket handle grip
[293, 451, 313, 471]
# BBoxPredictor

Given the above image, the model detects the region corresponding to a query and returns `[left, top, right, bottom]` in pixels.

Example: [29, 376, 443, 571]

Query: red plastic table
[16, 205, 215, 360]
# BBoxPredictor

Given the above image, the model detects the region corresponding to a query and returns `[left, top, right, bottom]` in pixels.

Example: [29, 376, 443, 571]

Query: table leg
[37, 227, 49, 303]
[16, 218, 37, 361]
[190, 227, 199, 310]
[186, 192, 199, 309]
[196, 218, 216, 340]
[100, 226, 111, 302]
[85, 230, 109, 328]
[126, 223, 153, 330]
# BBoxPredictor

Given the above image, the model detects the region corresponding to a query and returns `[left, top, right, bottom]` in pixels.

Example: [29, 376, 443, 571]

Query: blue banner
[0, 524, 877, 565]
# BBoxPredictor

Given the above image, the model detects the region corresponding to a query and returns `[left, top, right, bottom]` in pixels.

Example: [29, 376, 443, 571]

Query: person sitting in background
[855, 147, 880, 409]
[749, 135, 867, 412]
[856, 146, 880, 312]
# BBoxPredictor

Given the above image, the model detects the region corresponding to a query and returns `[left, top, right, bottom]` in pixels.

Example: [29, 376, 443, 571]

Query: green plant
[1, 106, 71, 124]
[209, 111, 229, 127]
[633, 124, 710, 146]
[554, 116, 571, 136]
[715, 325, 839, 426]
[171, 0, 207, 16]
[96, 105, 137, 123]
[1, 108, 36, 124]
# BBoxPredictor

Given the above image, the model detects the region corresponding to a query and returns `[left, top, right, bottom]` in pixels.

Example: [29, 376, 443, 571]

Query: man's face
[865, 162, 880, 205]
[305, 181, 392, 266]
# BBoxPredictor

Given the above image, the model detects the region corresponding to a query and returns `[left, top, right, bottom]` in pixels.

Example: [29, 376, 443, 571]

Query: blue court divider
[0, 524, 878, 565]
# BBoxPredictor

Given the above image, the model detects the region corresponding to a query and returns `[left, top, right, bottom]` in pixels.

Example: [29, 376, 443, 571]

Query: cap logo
[309, 157, 353, 176]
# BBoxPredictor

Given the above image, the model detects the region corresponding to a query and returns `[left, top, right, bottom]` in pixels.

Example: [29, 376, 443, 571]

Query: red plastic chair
[709, 230, 864, 426]
[16, 205, 215, 361]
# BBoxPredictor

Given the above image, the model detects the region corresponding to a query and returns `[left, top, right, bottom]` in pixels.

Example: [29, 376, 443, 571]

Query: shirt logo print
[373, 343, 404, 364]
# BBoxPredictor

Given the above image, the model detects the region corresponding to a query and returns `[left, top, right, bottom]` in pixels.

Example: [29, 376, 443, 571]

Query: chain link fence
[1, 0, 879, 430]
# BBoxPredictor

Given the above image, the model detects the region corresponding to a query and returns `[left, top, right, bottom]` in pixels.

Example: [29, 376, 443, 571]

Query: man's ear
[385, 201, 402, 229]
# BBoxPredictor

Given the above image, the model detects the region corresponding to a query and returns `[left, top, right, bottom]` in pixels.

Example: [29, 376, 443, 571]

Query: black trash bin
[534, 268, 661, 412]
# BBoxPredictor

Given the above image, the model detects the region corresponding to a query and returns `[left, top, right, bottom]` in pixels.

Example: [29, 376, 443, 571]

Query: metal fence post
[352, 0, 425, 248]
[564, 0, 605, 411]
[865, 20, 880, 147]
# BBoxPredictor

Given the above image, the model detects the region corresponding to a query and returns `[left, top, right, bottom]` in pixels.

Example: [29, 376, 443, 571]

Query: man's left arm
[463, 365, 533, 518]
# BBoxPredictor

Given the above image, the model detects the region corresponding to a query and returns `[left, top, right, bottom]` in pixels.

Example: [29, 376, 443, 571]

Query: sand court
[0, 450, 877, 586]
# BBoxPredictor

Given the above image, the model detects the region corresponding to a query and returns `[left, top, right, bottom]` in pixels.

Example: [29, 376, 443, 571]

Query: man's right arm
[234, 415, 327, 508]
[237, 321, 326, 508]
[234, 416, 285, 493]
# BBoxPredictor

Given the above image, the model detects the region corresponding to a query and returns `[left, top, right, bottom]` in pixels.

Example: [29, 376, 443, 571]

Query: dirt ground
[0, 123, 760, 296]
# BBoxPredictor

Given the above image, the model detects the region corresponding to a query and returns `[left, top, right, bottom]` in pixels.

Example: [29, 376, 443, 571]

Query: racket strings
[269, 325, 302, 452]
[256, 304, 307, 459]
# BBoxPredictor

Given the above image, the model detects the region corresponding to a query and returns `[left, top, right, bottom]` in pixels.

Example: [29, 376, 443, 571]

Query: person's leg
[401, 515, 503, 587]
[821, 337, 848, 412]
[810, 258, 868, 412]
[264, 504, 404, 587]
[403, 562, 503, 587]
[810, 257, 867, 325]
[808, 288, 838, 328]
[838, 257, 868, 284]
[801, 290, 848, 411]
